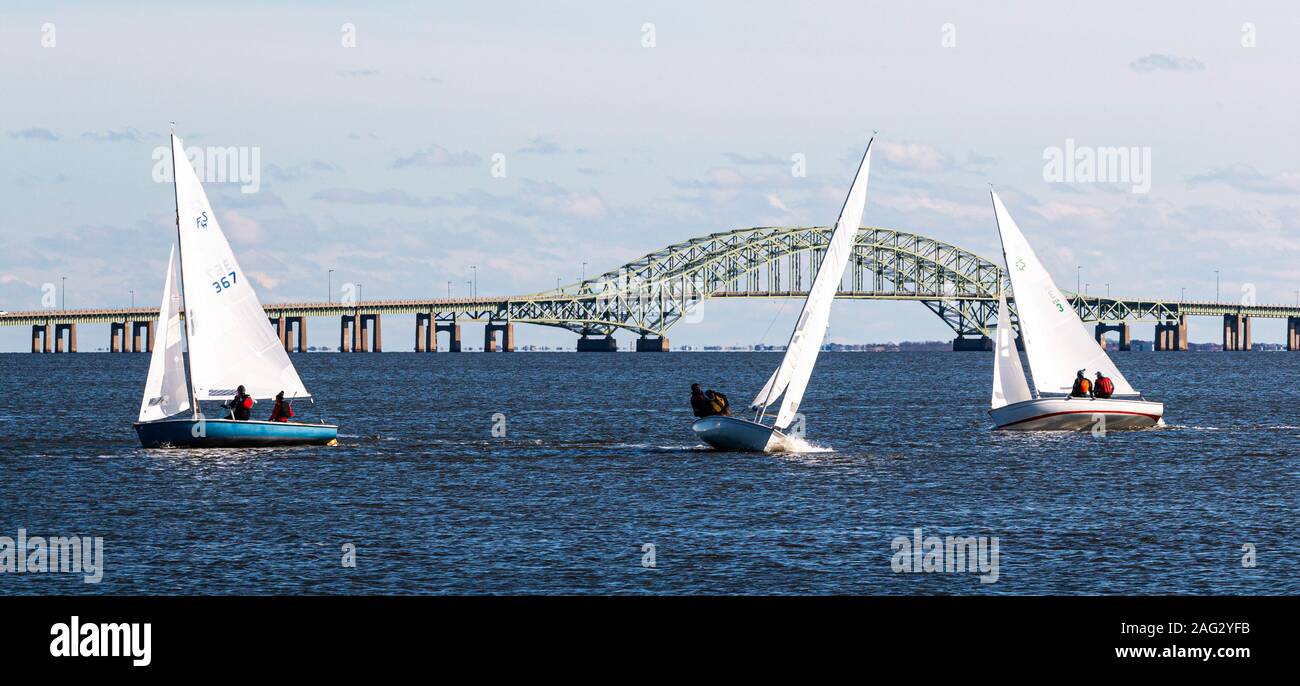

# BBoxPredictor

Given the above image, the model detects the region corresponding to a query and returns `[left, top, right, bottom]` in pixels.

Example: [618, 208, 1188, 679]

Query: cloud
[220, 210, 265, 245]
[248, 272, 281, 291]
[1129, 54, 1205, 73]
[723, 152, 784, 166]
[419, 75, 442, 84]
[392, 144, 479, 168]
[529, 186, 606, 218]
[517, 136, 564, 155]
[82, 128, 144, 143]
[9, 128, 59, 141]
[1029, 200, 1109, 223]
[1184, 164, 1300, 195]
[336, 69, 380, 78]
[266, 160, 340, 182]
[875, 141, 947, 172]
[313, 187, 428, 207]
[875, 192, 986, 221]
[670, 167, 746, 190]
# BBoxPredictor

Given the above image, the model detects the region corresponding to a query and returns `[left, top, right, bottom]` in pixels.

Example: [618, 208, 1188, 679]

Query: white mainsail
[171, 134, 309, 401]
[990, 291, 1032, 409]
[139, 244, 193, 421]
[750, 140, 873, 429]
[990, 191, 1137, 397]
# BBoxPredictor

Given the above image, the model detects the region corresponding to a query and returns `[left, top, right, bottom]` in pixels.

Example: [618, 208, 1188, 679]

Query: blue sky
[3, 1, 1299, 350]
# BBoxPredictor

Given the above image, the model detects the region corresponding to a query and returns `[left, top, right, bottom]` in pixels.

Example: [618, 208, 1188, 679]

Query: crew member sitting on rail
[1069, 370, 1092, 399]
[269, 391, 294, 422]
[225, 385, 254, 420]
[706, 389, 731, 416]
[1093, 372, 1114, 399]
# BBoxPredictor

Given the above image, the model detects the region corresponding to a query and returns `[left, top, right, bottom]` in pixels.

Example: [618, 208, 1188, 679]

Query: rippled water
[1, 350, 1296, 595]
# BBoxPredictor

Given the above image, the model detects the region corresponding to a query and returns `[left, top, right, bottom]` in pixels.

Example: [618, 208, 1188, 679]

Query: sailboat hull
[990, 397, 1164, 431]
[134, 418, 339, 448]
[692, 416, 788, 452]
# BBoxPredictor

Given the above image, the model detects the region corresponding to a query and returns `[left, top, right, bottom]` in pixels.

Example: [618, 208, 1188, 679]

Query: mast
[169, 126, 201, 418]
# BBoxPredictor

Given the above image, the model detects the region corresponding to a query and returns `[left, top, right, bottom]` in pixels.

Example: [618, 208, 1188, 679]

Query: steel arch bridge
[507, 226, 1005, 339]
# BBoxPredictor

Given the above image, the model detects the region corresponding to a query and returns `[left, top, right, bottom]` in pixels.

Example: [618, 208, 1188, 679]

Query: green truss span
[4, 226, 1299, 338]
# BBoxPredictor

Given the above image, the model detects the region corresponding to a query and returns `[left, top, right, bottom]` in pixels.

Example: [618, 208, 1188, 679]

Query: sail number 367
[213, 271, 237, 293]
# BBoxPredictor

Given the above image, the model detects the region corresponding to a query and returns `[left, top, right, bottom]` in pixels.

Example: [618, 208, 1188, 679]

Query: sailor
[269, 391, 294, 422]
[226, 385, 254, 420]
[1093, 372, 1114, 399]
[706, 389, 731, 416]
[690, 384, 714, 418]
[1069, 370, 1092, 399]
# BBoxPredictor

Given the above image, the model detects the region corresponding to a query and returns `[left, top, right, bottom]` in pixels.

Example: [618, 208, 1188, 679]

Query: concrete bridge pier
[636, 335, 670, 352]
[484, 322, 514, 352]
[415, 313, 436, 352]
[130, 321, 154, 353]
[952, 335, 992, 351]
[340, 313, 382, 352]
[30, 324, 51, 353]
[276, 316, 306, 352]
[1223, 314, 1251, 351]
[357, 314, 381, 352]
[1153, 316, 1187, 351]
[1094, 323, 1130, 351]
[1288, 316, 1300, 351]
[577, 334, 618, 352]
[110, 322, 125, 352]
[339, 315, 353, 352]
[53, 323, 76, 353]
[436, 320, 461, 352]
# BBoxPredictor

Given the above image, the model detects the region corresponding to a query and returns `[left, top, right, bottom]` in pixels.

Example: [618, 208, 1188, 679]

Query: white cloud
[876, 142, 947, 172]
[221, 210, 264, 245]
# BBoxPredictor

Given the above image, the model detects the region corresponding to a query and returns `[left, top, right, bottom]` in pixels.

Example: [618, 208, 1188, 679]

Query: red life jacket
[1096, 377, 1114, 396]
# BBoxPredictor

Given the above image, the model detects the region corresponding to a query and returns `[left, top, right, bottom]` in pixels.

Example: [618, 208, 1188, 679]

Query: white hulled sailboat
[692, 138, 873, 451]
[988, 191, 1163, 430]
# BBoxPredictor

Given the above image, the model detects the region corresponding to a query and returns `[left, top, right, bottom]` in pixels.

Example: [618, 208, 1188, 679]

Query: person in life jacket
[1069, 370, 1092, 398]
[226, 385, 254, 420]
[706, 390, 731, 416]
[1093, 372, 1114, 399]
[690, 384, 714, 418]
[269, 391, 294, 422]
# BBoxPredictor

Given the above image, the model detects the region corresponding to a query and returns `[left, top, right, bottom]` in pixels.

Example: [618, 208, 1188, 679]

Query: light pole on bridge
[471, 265, 477, 299]
[129, 290, 134, 308]
[328, 269, 334, 304]
[61, 276, 67, 311]
[447, 281, 452, 298]
[1215, 270, 1220, 303]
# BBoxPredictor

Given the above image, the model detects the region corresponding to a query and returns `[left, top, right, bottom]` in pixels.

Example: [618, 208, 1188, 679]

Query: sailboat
[133, 131, 338, 448]
[987, 191, 1163, 430]
[693, 138, 873, 451]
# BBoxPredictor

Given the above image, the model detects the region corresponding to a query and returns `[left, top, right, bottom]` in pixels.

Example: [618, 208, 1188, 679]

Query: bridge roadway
[4, 225, 1299, 352]
[5, 294, 1299, 353]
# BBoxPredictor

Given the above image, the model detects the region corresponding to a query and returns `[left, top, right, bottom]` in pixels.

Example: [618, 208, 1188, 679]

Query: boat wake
[773, 434, 834, 454]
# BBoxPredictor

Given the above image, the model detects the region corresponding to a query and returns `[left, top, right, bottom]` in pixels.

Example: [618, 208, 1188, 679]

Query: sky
[3, 1, 1299, 351]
